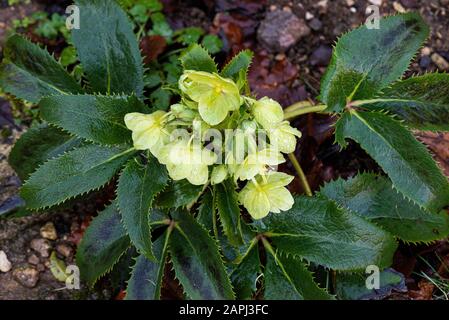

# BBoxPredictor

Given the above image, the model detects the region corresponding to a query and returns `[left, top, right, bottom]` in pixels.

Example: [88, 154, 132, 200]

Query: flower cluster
[124, 70, 301, 219]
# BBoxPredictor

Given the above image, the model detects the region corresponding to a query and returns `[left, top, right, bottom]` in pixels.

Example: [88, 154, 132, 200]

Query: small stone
[37, 264, 46, 272]
[419, 56, 431, 69]
[258, 10, 311, 52]
[56, 243, 73, 258]
[27, 254, 40, 265]
[12, 267, 39, 288]
[421, 47, 432, 56]
[431, 53, 449, 70]
[0, 250, 12, 272]
[317, 0, 328, 8]
[40, 222, 57, 240]
[305, 12, 314, 20]
[346, 0, 355, 6]
[309, 18, 323, 31]
[369, 0, 383, 5]
[393, 1, 406, 13]
[310, 45, 333, 66]
[30, 238, 51, 258]
[350, 7, 357, 13]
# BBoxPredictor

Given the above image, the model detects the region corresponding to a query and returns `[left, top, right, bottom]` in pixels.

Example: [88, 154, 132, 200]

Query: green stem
[284, 104, 327, 120]
[288, 153, 313, 197]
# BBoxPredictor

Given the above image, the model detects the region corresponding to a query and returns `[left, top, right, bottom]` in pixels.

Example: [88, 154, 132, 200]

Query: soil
[0, 0, 448, 299]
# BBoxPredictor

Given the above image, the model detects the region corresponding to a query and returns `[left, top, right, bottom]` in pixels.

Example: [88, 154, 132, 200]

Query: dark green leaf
[126, 231, 170, 300]
[60, 46, 78, 67]
[230, 241, 260, 300]
[76, 202, 131, 286]
[0, 35, 83, 103]
[40, 94, 148, 145]
[214, 180, 244, 247]
[117, 157, 168, 260]
[155, 179, 203, 209]
[21, 144, 135, 209]
[169, 210, 235, 300]
[221, 50, 253, 84]
[73, 0, 144, 97]
[336, 268, 406, 300]
[197, 188, 215, 231]
[261, 196, 397, 270]
[320, 13, 429, 112]
[264, 253, 332, 300]
[320, 173, 449, 242]
[175, 27, 204, 46]
[150, 87, 172, 111]
[361, 73, 449, 131]
[180, 44, 218, 73]
[335, 111, 449, 212]
[201, 35, 223, 55]
[9, 124, 82, 181]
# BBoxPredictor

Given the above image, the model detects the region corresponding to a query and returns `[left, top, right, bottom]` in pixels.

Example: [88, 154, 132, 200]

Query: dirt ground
[0, 0, 448, 300]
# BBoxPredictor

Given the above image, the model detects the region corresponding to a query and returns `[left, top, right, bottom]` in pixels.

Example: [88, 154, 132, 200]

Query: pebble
[27, 254, 40, 265]
[40, 222, 57, 240]
[30, 238, 51, 258]
[12, 267, 40, 288]
[393, 1, 406, 12]
[369, 0, 383, 5]
[0, 250, 12, 273]
[305, 12, 314, 20]
[431, 53, 449, 70]
[420, 56, 432, 69]
[310, 45, 333, 66]
[56, 243, 73, 258]
[258, 10, 311, 52]
[346, 0, 355, 6]
[421, 47, 432, 56]
[309, 18, 323, 31]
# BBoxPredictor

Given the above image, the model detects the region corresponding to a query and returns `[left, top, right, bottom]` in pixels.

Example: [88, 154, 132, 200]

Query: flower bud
[252, 97, 284, 130]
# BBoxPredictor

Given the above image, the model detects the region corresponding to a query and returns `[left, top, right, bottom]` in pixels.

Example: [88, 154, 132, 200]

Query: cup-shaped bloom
[158, 138, 217, 185]
[179, 70, 242, 126]
[124, 111, 168, 156]
[252, 97, 284, 130]
[268, 121, 302, 154]
[239, 172, 295, 219]
[234, 148, 285, 181]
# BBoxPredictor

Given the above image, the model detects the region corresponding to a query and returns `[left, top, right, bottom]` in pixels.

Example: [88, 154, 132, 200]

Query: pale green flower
[234, 148, 285, 181]
[211, 165, 228, 185]
[179, 70, 242, 125]
[239, 172, 295, 220]
[170, 103, 197, 122]
[251, 97, 284, 129]
[124, 111, 168, 157]
[268, 121, 302, 153]
[158, 138, 217, 185]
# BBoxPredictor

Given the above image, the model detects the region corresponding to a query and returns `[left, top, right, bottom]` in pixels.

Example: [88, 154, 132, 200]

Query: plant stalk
[288, 153, 313, 197]
[284, 103, 327, 120]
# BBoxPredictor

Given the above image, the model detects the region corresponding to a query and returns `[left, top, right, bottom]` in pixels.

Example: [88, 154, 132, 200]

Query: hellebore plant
[1, 0, 449, 300]
[124, 69, 301, 219]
